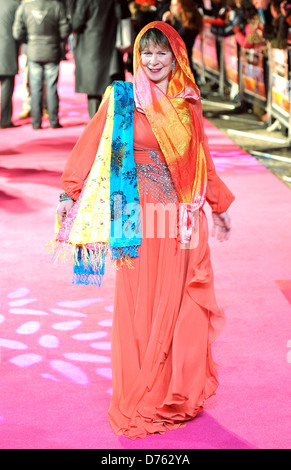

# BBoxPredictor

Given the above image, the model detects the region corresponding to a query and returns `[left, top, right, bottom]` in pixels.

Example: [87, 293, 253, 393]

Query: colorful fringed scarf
[52, 81, 141, 285]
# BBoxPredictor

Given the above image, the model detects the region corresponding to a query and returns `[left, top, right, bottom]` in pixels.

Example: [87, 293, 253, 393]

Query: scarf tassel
[48, 238, 140, 285]
[73, 244, 140, 285]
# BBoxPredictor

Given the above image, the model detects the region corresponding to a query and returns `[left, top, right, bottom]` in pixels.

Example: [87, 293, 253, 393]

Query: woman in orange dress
[56, 21, 234, 439]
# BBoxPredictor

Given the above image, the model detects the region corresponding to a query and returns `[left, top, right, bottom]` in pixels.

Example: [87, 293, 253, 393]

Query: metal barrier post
[238, 44, 244, 106]
[267, 45, 273, 127]
[218, 36, 225, 96]
[199, 32, 206, 85]
[267, 44, 291, 146]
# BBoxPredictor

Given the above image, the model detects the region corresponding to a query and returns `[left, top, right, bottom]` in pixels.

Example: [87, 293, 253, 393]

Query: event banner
[203, 23, 219, 76]
[271, 48, 290, 117]
[224, 35, 239, 85]
[240, 47, 266, 101]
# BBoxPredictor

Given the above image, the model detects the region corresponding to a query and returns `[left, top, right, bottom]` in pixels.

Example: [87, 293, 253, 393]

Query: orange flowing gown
[61, 101, 235, 440]
[107, 110, 233, 439]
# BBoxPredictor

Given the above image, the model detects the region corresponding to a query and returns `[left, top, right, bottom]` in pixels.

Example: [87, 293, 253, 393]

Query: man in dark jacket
[71, 0, 125, 119]
[13, 0, 70, 129]
[0, 0, 20, 128]
[155, 0, 171, 20]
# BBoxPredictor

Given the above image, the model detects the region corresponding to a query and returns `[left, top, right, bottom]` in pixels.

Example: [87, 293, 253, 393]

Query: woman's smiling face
[140, 40, 174, 93]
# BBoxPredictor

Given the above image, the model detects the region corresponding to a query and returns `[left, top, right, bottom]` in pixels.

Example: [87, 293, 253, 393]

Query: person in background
[269, 0, 288, 48]
[17, 42, 33, 120]
[13, 0, 71, 129]
[210, 0, 247, 38]
[0, 0, 20, 129]
[233, 0, 269, 120]
[163, 0, 204, 81]
[233, 1, 265, 49]
[199, 0, 229, 88]
[17, 0, 50, 121]
[202, 0, 227, 19]
[134, 0, 156, 5]
[131, 1, 157, 33]
[70, 0, 126, 119]
[155, 0, 171, 20]
[252, 0, 274, 39]
[279, 1, 291, 43]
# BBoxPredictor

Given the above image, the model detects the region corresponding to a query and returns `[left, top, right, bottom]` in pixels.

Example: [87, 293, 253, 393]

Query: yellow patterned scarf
[52, 82, 141, 285]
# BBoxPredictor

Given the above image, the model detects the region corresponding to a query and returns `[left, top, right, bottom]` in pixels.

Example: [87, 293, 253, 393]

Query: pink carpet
[0, 56, 291, 449]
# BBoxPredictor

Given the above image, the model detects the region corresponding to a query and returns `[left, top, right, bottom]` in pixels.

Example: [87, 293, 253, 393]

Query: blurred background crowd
[0, 0, 290, 131]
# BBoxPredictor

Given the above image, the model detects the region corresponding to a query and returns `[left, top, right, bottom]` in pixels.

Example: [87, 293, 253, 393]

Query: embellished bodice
[133, 109, 177, 205]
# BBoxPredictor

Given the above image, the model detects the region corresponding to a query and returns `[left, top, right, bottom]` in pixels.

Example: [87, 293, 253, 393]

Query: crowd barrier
[193, 23, 291, 145]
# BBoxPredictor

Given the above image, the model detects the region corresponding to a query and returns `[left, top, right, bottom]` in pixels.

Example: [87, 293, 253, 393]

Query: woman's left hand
[211, 211, 231, 242]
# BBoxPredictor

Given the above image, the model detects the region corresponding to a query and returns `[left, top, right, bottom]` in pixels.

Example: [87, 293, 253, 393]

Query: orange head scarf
[133, 21, 207, 207]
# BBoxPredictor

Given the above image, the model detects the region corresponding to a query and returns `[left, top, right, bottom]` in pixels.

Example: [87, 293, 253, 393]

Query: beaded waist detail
[134, 149, 177, 204]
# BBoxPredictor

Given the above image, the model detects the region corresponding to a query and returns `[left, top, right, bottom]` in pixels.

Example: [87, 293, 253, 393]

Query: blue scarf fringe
[73, 246, 106, 286]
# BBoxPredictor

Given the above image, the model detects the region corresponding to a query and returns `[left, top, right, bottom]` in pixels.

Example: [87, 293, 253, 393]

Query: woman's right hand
[57, 199, 74, 225]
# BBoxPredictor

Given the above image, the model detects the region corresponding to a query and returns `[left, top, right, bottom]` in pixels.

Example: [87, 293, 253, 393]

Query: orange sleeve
[61, 97, 110, 200]
[202, 131, 235, 213]
[192, 99, 235, 213]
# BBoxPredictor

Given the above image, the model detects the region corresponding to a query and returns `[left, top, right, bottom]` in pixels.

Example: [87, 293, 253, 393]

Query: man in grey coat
[0, 0, 20, 128]
[13, 0, 71, 129]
